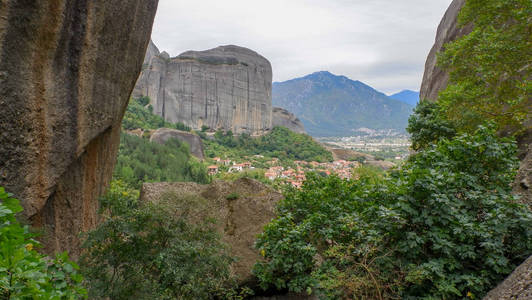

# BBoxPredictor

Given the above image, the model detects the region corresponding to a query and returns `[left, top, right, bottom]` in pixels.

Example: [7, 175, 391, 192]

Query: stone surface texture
[140, 178, 283, 284]
[134, 43, 273, 135]
[149, 128, 205, 160]
[483, 256, 532, 300]
[272, 107, 306, 134]
[0, 0, 158, 257]
[419, 0, 470, 102]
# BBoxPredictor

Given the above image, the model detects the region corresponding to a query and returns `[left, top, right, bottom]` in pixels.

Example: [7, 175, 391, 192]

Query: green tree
[407, 101, 456, 151]
[437, 0, 531, 134]
[81, 181, 249, 300]
[0, 187, 86, 299]
[254, 126, 532, 299]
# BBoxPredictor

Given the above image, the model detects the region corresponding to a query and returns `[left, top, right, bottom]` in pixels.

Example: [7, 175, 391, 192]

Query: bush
[81, 181, 248, 300]
[0, 187, 86, 299]
[254, 126, 532, 299]
[407, 101, 456, 151]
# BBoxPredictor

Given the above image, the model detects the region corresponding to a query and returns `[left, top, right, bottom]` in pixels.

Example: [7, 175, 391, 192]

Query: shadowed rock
[272, 107, 306, 134]
[149, 128, 205, 160]
[0, 0, 158, 257]
[140, 178, 283, 285]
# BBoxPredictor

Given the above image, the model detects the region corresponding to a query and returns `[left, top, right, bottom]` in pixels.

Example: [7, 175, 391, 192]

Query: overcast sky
[151, 0, 453, 95]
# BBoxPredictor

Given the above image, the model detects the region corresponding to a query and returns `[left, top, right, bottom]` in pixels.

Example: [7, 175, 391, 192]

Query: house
[213, 157, 221, 163]
[229, 164, 244, 172]
[265, 171, 277, 180]
[242, 162, 252, 168]
[207, 165, 219, 175]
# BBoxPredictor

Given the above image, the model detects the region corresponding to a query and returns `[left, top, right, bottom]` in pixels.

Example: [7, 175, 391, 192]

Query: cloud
[151, 0, 453, 94]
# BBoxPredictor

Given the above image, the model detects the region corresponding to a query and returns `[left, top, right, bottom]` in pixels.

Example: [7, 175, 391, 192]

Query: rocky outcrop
[272, 107, 306, 134]
[419, 0, 470, 102]
[134, 44, 273, 135]
[0, 0, 158, 257]
[483, 256, 532, 300]
[140, 178, 283, 284]
[150, 128, 205, 160]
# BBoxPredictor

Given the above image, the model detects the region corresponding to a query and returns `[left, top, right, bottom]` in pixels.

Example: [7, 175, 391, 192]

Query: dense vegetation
[0, 187, 86, 299]
[81, 180, 249, 299]
[122, 96, 191, 131]
[437, 0, 531, 135]
[114, 133, 208, 189]
[254, 127, 532, 299]
[204, 127, 333, 163]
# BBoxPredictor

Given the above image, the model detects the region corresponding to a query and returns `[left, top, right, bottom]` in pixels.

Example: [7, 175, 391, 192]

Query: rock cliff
[140, 178, 283, 284]
[419, 0, 469, 102]
[149, 128, 205, 160]
[0, 0, 158, 257]
[134, 44, 273, 135]
[271, 107, 306, 134]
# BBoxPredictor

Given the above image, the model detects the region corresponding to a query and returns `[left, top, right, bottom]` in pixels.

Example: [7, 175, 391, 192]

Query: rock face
[140, 178, 283, 284]
[272, 107, 306, 134]
[149, 128, 205, 160]
[0, 0, 158, 257]
[483, 256, 532, 300]
[134, 44, 273, 135]
[419, 0, 470, 102]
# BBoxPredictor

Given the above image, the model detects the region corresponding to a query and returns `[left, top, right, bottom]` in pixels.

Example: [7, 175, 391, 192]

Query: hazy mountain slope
[390, 90, 420, 106]
[272, 71, 413, 137]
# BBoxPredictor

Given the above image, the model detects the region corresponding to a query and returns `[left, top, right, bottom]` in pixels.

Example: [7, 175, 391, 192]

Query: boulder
[483, 256, 532, 300]
[149, 128, 205, 160]
[272, 107, 306, 134]
[419, 0, 470, 102]
[0, 0, 158, 257]
[133, 44, 273, 135]
[140, 178, 283, 284]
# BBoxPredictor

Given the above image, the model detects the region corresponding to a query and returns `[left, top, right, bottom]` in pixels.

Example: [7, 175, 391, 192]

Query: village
[206, 156, 361, 188]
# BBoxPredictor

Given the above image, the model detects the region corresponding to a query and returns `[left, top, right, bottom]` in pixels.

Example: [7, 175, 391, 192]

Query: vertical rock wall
[134, 44, 273, 135]
[0, 0, 158, 257]
[419, 0, 469, 102]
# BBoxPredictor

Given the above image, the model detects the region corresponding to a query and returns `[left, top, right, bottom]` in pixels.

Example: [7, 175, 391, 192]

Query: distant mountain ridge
[390, 90, 420, 106]
[272, 71, 414, 137]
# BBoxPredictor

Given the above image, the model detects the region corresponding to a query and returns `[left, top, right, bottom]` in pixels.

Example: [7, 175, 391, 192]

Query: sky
[151, 0, 454, 95]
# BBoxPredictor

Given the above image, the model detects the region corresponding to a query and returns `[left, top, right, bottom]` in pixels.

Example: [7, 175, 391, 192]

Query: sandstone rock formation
[140, 178, 283, 284]
[419, 0, 470, 102]
[0, 0, 158, 257]
[134, 44, 273, 135]
[150, 128, 205, 160]
[483, 256, 532, 300]
[272, 107, 306, 134]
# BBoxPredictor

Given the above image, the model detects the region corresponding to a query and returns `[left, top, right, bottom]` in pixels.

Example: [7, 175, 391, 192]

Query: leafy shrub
[81, 181, 248, 300]
[0, 187, 86, 299]
[254, 126, 532, 299]
[407, 101, 456, 151]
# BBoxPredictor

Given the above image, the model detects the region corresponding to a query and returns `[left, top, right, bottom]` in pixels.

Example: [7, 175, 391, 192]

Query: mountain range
[272, 71, 414, 137]
[390, 90, 420, 106]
